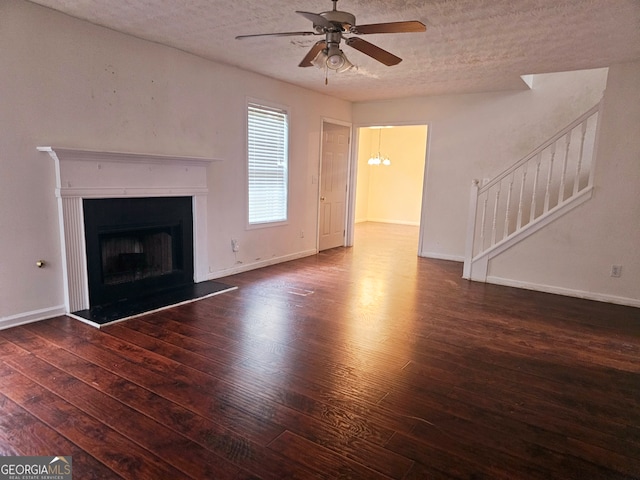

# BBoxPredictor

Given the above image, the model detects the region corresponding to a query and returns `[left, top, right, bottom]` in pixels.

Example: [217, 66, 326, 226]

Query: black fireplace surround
[83, 197, 194, 308]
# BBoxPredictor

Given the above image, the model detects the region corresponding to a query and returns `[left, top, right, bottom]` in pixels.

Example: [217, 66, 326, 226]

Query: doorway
[352, 124, 429, 252]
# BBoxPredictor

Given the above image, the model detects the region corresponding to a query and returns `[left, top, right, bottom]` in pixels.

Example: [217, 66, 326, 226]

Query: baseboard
[486, 276, 640, 308]
[420, 251, 465, 262]
[208, 249, 318, 279]
[365, 218, 421, 226]
[0, 305, 66, 331]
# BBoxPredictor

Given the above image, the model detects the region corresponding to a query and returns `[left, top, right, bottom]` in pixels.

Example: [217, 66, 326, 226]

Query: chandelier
[368, 127, 391, 166]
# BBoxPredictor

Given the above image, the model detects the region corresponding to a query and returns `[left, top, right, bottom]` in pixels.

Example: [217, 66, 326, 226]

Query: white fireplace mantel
[39, 146, 221, 313]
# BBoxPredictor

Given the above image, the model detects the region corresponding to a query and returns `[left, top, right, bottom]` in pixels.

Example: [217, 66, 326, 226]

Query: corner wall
[0, 0, 351, 325]
[352, 67, 640, 307]
[487, 61, 640, 307]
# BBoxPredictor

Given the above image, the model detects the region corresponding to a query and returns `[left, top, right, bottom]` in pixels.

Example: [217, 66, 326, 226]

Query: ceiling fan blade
[345, 37, 402, 66]
[236, 31, 317, 40]
[296, 11, 334, 29]
[299, 41, 327, 67]
[352, 20, 426, 35]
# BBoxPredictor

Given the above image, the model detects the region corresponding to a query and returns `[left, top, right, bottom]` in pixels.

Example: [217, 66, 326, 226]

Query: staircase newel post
[463, 179, 480, 279]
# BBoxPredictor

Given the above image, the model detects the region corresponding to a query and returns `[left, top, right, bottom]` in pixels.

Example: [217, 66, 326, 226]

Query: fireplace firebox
[83, 197, 194, 307]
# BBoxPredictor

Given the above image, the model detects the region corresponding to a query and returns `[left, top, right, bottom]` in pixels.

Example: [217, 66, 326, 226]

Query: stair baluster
[463, 101, 601, 281]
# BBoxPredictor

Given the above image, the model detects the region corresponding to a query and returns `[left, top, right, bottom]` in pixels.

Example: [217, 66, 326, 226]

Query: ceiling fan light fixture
[325, 43, 348, 70]
[311, 50, 328, 69]
[311, 47, 354, 73]
[327, 52, 345, 69]
[335, 52, 355, 72]
[326, 43, 343, 67]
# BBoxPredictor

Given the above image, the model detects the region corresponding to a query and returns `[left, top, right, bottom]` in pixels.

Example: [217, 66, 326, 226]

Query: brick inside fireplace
[83, 196, 194, 308]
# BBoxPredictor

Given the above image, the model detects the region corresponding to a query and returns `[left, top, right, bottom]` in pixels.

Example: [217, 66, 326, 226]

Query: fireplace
[39, 147, 221, 319]
[83, 197, 194, 307]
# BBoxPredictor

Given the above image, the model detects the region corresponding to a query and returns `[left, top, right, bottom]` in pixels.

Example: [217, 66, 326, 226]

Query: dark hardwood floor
[1, 222, 639, 479]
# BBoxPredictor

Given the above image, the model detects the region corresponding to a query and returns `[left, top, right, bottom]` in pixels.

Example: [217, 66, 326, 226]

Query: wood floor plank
[102, 322, 413, 477]
[1, 327, 307, 480]
[0, 392, 121, 479]
[1, 222, 638, 479]
[0, 363, 188, 479]
[23, 319, 286, 446]
[268, 429, 392, 479]
[0, 338, 243, 479]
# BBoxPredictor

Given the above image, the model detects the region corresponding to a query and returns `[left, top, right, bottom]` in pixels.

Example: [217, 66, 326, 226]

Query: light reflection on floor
[220, 223, 424, 404]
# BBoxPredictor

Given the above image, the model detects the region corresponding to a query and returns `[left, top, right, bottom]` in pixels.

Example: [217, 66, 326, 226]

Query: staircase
[463, 101, 602, 281]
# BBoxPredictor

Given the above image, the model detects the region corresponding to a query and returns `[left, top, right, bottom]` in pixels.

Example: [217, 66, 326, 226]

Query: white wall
[353, 66, 640, 307]
[0, 0, 351, 325]
[2, 1, 636, 326]
[488, 61, 640, 306]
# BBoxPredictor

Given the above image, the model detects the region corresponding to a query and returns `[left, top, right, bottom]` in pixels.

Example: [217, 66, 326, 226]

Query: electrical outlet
[610, 264, 622, 278]
[231, 239, 239, 252]
[300, 230, 304, 238]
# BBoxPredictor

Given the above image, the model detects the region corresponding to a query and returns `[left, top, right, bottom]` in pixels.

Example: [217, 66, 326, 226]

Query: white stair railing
[463, 102, 601, 280]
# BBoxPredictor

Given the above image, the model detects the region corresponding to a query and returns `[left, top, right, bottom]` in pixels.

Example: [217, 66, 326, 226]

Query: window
[247, 102, 289, 225]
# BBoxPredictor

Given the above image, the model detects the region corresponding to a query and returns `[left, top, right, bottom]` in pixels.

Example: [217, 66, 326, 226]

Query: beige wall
[355, 126, 427, 225]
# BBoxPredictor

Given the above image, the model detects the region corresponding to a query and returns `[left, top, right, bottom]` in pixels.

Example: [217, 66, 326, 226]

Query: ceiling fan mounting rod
[325, 31, 342, 45]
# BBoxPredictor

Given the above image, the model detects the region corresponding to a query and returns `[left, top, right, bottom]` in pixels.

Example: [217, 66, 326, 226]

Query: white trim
[38, 146, 219, 313]
[67, 286, 238, 329]
[486, 276, 640, 309]
[463, 179, 480, 278]
[421, 252, 465, 262]
[319, 119, 353, 250]
[364, 218, 421, 226]
[417, 123, 432, 257]
[209, 249, 317, 278]
[245, 98, 291, 230]
[36, 147, 219, 167]
[467, 186, 593, 281]
[349, 121, 431, 253]
[0, 305, 66, 331]
[53, 187, 210, 198]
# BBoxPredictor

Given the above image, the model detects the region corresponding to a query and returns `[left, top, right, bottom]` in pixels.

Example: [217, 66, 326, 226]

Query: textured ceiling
[26, 0, 640, 102]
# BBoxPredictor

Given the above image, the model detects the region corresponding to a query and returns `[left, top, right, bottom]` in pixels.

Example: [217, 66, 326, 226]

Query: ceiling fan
[236, 0, 426, 80]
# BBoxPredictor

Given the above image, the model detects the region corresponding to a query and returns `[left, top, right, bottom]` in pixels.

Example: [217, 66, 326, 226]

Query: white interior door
[319, 122, 350, 251]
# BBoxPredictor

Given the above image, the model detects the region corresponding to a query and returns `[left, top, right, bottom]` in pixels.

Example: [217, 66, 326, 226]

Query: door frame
[317, 118, 353, 252]
[346, 121, 432, 256]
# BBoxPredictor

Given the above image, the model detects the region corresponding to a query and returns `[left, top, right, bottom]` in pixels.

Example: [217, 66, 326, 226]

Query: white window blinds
[247, 103, 289, 225]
